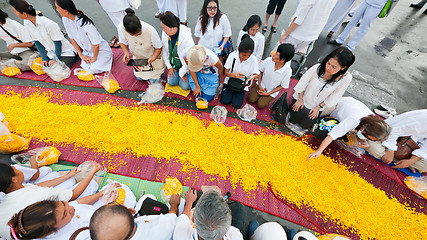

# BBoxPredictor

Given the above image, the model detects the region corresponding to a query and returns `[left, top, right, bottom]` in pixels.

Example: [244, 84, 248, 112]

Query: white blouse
[0, 18, 32, 54]
[237, 30, 265, 60]
[194, 14, 232, 52]
[293, 63, 352, 109]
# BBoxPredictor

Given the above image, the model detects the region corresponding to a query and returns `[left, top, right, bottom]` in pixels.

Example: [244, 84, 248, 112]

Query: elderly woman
[173, 189, 243, 240]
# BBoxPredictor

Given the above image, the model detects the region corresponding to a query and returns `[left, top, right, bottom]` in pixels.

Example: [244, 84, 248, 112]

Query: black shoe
[410, 3, 422, 9]
[328, 39, 342, 45]
[424, 9, 427, 14]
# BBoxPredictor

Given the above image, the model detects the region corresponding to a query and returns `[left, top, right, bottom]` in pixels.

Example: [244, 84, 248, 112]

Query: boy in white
[248, 43, 294, 109]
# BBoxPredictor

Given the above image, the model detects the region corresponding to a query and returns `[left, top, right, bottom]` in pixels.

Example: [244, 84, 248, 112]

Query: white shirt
[236, 30, 265, 60]
[290, 0, 338, 41]
[382, 110, 427, 160]
[194, 14, 232, 52]
[37, 201, 94, 240]
[118, 20, 162, 49]
[328, 97, 374, 140]
[0, 184, 72, 240]
[0, 18, 33, 54]
[24, 16, 75, 59]
[224, 51, 260, 91]
[99, 0, 131, 12]
[130, 213, 177, 240]
[183, 46, 219, 74]
[293, 63, 352, 109]
[173, 214, 243, 240]
[252, 222, 287, 240]
[259, 57, 291, 98]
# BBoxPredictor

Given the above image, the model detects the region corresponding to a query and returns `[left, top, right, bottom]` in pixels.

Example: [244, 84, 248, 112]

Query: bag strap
[0, 24, 23, 43]
[230, 58, 236, 73]
[69, 227, 89, 240]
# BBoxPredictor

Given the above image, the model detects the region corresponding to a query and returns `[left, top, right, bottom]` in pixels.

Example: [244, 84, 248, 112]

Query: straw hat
[187, 45, 207, 72]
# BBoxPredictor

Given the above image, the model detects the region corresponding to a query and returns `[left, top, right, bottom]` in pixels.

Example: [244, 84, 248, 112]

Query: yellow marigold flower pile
[1, 91, 427, 240]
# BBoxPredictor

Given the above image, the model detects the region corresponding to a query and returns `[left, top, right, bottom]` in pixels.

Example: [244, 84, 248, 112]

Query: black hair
[318, 47, 355, 83]
[9, 0, 42, 16]
[159, 11, 180, 28]
[240, 33, 250, 42]
[55, 0, 94, 26]
[0, 9, 8, 24]
[90, 204, 134, 240]
[123, 8, 141, 35]
[242, 15, 261, 32]
[238, 37, 254, 54]
[199, 0, 222, 35]
[0, 163, 15, 193]
[277, 43, 295, 62]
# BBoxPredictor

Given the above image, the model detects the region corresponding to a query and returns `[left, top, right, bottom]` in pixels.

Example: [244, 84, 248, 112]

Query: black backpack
[270, 92, 288, 124]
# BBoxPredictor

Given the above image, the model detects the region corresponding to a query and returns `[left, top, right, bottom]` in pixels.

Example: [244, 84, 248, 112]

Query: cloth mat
[164, 83, 191, 97]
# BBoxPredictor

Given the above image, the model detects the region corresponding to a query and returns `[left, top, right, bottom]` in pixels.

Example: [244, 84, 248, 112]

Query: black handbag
[270, 92, 288, 124]
[227, 58, 249, 93]
[138, 197, 169, 216]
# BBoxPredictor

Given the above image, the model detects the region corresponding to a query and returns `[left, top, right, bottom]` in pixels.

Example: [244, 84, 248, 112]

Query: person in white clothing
[323, 0, 356, 38]
[248, 43, 294, 109]
[279, 0, 338, 54]
[9, 0, 78, 67]
[194, 0, 232, 61]
[237, 15, 265, 60]
[0, 9, 35, 71]
[173, 189, 244, 240]
[118, 8, 165, 80]
[328, 0, 388, 51]
[97, 0, 131, 48]
[289, 47, 355, 130]
[249, 221, 287, 240]
[160, 11, 194, 90]
[156, 0, 187, 24]
[307, 97, 391, 160]
[89, 194, 181, 240]
[56, 0, 113, 74]
[366, 110, 427, 172]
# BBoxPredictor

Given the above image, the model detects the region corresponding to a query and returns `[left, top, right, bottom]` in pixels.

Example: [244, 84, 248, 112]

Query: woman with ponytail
[55, 0, 113, 74]
[9, 0, 78, 67]
[118, 8, 165, 80]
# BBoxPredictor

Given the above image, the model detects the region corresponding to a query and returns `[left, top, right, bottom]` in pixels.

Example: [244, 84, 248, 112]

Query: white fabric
[24, 16, 75, 59]
[0, 19, 33, 54]
[281, 34, 312, 54]
[224, 51, 260, 91]
[0, 113, 9, 136]
[183, 46, 219, 74]
[252, 222, 287, 240]
[62, 16, 113, 74]
[99, 0, 131, 13]
[366, 0, 388, 8]
[160, 0, 187, 22]
[194, 14, 232, 52]
[236, 30, 265, 60]
[37, 201, 94, 240]
[157, 0, 166, 12]
[131, 213, 177, 240]
[293, 231, 318, 240]
[323, 0, 356, 33]
[259, 57, 291, 98]
[289, 0, 338, 41]
[328, 97, 373, 140]
[0, 184, 72, 239]
[12, 164, 37, 182]
[105, 10, 127, 28]
[292, 63, 352, 109]
[382, 110, 427, 159]
[118, 21, 162, 49]
[161, 25, 194, 78]
[173, 214, 244, 240]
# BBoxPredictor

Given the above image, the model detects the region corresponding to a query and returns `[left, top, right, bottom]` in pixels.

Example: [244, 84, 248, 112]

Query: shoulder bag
[227, 58, 249, 93]
[394, 136, 420, 160]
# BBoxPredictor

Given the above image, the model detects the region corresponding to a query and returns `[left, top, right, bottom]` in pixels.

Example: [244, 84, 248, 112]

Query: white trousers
[323, 0, 356, 33]
[106, 10, 127, 27]
[157, 0, 187, 22]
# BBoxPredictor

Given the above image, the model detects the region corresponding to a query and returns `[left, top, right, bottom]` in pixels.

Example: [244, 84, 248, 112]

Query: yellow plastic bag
[318, 234, 351, 240]
[74, 68, 95, 81]
[196, 97, 208, 109]
[404, 176, 427, 199]
[96, 72, 121, 93]
[0, 133, 30, 154]
[161, 177, 183, 202]
[2, 66, 21, 76]
[36, 146, 61, 167]
[30, 57, 45, 75]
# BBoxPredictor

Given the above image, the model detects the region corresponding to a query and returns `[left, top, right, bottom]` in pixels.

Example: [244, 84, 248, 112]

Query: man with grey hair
[173, 189, 243, 240]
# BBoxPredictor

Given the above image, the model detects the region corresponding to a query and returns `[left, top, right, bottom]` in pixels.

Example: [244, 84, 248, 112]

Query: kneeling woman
[118, 8, 165, 81]
[55, 0, 113, 74]
[289, 47, 355, 130]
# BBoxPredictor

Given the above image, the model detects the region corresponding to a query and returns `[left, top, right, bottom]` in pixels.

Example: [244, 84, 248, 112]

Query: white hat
[253, 222, 287, 240]
[187, 45, 207, 72]
[293, 231, 319, 240]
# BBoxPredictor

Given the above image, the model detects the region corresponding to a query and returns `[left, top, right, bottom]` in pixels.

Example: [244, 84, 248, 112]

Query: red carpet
[1, 85, 425, 239]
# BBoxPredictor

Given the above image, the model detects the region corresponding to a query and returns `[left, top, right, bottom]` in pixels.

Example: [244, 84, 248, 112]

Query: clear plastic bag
[196, 97, 208, 109]
[0, 113, 10, 137]
[96, 72, 121, 93]
[0, 59, 21, 76]
[74, 68, 95, 81]
[43, 60, 71, 82]
[318, 234, 351, 240]
[160, 177, 183, 203]
[100, 179, 120, 204]
[0, 134, 30, 154]
[74, 161, 106, 182]
[210, 106, 227, 124]
[137, 81, 165, 104]
[237, 104, 257, 122]
[214, 83, 223, 100]
[404, 176, 427, 199]
[11, 146, 61, 167]
[28, 53, 45, 75]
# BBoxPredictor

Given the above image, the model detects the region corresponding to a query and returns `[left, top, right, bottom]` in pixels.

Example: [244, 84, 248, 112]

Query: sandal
[327, 31, 334, 38]
[109, 36, 118, 48]
[271, 26, 277, 33]
[262, 25, 268, 33]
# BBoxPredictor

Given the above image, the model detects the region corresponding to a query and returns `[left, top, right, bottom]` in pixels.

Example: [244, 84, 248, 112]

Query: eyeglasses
[357, 130, 377, 141]
[207, 6, 217, 11]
